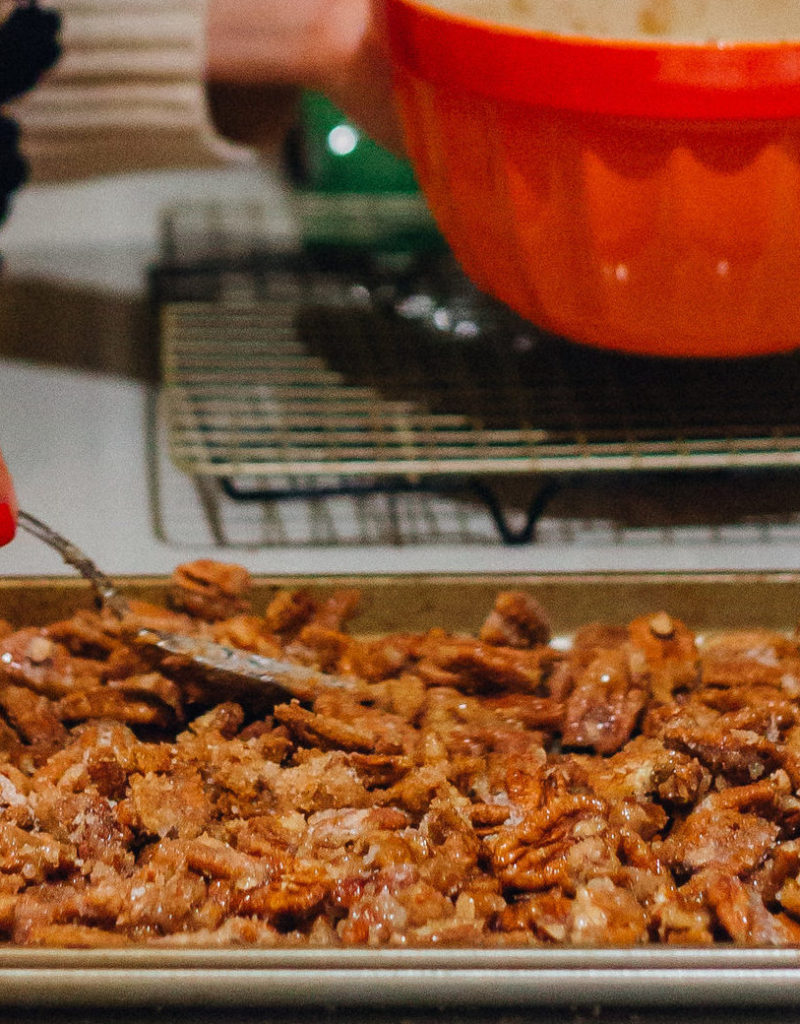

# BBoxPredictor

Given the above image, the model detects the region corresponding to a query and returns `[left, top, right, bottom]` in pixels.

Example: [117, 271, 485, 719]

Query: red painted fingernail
[0, 503, 16, 546]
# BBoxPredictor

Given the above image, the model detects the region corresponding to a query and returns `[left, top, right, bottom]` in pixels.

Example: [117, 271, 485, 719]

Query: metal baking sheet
[3, 571, 800, 1009]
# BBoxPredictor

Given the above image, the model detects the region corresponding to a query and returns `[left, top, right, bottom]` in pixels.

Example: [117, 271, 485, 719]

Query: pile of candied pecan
[1, 560, 800, 948]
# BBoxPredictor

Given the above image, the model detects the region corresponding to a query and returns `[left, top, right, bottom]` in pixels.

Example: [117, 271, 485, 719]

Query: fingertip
[0, 502, 16, 546]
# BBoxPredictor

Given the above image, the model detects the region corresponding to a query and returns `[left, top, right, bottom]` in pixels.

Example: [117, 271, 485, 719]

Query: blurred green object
[286, 91, 445, 256]
[289, 190, 445, 258]
[292, 91, 419, 194]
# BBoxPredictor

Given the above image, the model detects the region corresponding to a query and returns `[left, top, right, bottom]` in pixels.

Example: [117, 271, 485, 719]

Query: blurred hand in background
[205, 0, 404, 154]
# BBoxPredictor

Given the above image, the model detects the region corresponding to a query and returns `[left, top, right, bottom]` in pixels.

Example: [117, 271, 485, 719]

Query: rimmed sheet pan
[3, 571, 800, 1008]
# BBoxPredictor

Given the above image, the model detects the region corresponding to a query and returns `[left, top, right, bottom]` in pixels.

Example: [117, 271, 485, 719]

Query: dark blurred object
[0, 0, 61, 232]
[0, 114, 25, 223]
[0, 0, 60, 102]
[206, 81, 299, 161]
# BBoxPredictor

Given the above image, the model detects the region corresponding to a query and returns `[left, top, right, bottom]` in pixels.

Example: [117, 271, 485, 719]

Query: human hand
[206, 0, 405, 154]
[0, 447, 17, 546]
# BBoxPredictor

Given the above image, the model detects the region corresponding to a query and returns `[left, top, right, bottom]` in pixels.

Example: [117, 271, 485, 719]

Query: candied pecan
[116, 600, 199, 639]
[659, 808, 780, 878]
[149, 916, 281, 947]
[301, 806, 410, 856]
[626, 614, 699, 705]
[753, 839, 800, 903]
[46, 607, 115, 647]
[57, 689, 175, 730]
[341, 636, 422, 684]
[388, 872, 458, 927]
[211, 615, 283, 657]
[497, 889, 572, 942]
[416, 636, 547, 695]
[641, 701, 719, 741]
[344, 752, 413, 789]
[421, 822, 480, 896]
[416, 687, 547, 766]
[359, 833, 418, 871]
[336, 865, 454, 945]
[19, 923, 131, 947]
[470, 802, 512, 833]
[481, 694, 563, 730]
[397, 918, 499, 947]
[565, 828, 624, 889]
[308, 590, 362, 632]
[233, 863, 331, 927]
[230, 818, 294, 864]
[448, 722, 543, 762]
[376, 765, 449, 818]
[0, 628, 104, 698]
[701, 773, 793, 817]
[8, 883, 77, 939]
[0, 893, 16, 934]
[0, 714, 23, 763]
[170, 560, 252, 621]
[562, 648, 647, 754]
[186, 702, 245, 740]
[701, 871, 800, 945]
[10, 873, 125, 941]
[86, 755, 127, 800]
[455, 875, 506, 920]
[107, 672, 184, 719]
[263, 589, 317, 635]
[447, 753, 496, 798]
[117, 864, 208, 935]
[700, 630, 800, 690]
[247, 727, 294, 766]
[126, 768, 213, 840]
[650, 893, 714, 945]
[0, 822, 75, 881]
[545, 661, 574, 703]
[487, 795, 609, 892]
[697, 686, 797, 727]
[417, 792, 480, 896]
[0, 685, 67, 757]
[567, 877, 649, 946]
[609, 799, 668, 842]
[0, 766, 31, 828]
[503, 759, 570, 814]
[663, 723, 782, 785]
[778, 877, 800, 919]
[182, 835, 272, 889]
[31, 722, 140, 794]
[312, 692, 416, 756]
[274, 702, 376, 754]
[32, 787, 133, 872]
[628, 612, 697, 664]
[569, 622, 629, 669]
[288, 625, 351, 673]
[588, 736, 710, 808]
[260, 750, 369, 815]
[479, 591, 552, 649]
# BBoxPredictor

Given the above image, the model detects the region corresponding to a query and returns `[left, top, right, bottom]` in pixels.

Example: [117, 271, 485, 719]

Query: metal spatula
[16, 510, 365, 703]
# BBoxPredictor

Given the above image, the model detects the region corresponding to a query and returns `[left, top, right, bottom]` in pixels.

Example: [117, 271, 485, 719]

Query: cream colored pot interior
[422, 0, 800, 42]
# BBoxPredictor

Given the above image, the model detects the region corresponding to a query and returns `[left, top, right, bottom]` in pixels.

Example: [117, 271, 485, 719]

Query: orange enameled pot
[384, 0, 800, 357]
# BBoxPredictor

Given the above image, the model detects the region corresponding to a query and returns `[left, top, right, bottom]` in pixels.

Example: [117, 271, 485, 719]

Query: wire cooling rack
[152, 197, 800, 544]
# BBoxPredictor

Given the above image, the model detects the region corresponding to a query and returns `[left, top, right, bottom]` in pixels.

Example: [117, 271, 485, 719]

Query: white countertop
[4, 167, 800, 579]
